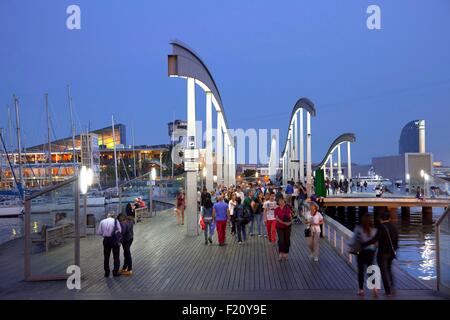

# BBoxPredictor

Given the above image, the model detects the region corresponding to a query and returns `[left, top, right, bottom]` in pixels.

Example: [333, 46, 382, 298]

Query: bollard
[422, 207, 433, 225]
[401, 206, 410, 221]
[388, 207, 398, 223]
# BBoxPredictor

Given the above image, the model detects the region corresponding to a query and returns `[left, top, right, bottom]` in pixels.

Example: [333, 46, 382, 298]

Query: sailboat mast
[13, 95, 24, 198]
[67, 85, 76, 175]
[111, 116, 119, 191]
[45, 93, 52, 185]
[132, 125, 137, 178]
[7, 105, 15, 165]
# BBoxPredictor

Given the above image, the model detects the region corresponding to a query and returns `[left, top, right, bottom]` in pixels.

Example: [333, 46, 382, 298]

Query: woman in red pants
[263, 192, 277, 244]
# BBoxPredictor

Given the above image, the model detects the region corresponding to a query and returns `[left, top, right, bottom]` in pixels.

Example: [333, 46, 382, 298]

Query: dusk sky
[1, 0, 449, 165]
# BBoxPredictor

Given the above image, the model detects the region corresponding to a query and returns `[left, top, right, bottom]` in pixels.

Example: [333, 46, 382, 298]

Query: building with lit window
[0, 124, 171, 190]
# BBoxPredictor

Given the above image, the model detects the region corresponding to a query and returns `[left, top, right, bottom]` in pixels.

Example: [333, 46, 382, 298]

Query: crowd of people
[193, 180, 323, 263]
[97, 178, 399, 297]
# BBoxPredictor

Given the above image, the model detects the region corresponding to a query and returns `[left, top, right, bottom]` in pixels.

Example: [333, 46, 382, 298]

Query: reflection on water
[332, 208, 444, 282]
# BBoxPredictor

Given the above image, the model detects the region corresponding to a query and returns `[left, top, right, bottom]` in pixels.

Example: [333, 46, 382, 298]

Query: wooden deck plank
[0, 203, 438, 300]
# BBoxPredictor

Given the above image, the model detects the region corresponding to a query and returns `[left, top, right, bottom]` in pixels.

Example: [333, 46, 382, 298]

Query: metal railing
[24, 176, 80, 281]
[322, 214, 358, 270]
[436, 206, 450, 294]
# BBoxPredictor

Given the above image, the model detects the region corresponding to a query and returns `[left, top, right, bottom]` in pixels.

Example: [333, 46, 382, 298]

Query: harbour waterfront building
[0, 123, 170, 190]
[373, 119, 433, 184]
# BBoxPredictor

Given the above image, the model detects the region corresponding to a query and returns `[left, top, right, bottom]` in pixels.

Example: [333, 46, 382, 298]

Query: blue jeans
[237, 221, 247, 242]
[250, 214, 266, 236]
[204, 219, 215, 241]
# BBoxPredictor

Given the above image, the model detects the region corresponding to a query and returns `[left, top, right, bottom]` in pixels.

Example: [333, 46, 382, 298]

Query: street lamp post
[424, 173, 429, 198]
[405, 173, 410, 195]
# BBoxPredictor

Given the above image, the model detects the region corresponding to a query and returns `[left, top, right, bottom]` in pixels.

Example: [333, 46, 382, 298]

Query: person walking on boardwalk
[275, 197, 293, 261]
[228, 192, 237, 236]
[351, 213, 377, 296]
[361, 211, 399, 296]
[201, 193, 215, 245]
[250, 192, 266, 237]
[118, 213, 134, 276]
[305, 202, 323, 262]
[244, 190, 255, 236]
[234, 197, 249, 244]
[263, 192, 278, 245]
[176, 188, 185, 225]
[97, 212, 122, 277]
[213, 195, 230, 246]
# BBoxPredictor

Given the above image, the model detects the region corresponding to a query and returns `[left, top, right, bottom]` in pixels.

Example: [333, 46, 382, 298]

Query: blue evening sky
[1, 0, 449, 165]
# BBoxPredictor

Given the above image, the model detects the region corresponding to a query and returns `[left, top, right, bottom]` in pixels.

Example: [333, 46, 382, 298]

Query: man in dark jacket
[118, 214, 134, 276]
[361, 211, 399, 296]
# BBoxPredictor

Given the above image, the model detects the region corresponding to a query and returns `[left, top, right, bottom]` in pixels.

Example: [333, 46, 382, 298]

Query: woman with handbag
[274, 197, 293, 261]
[304, 202, 323, 262]
[352, 213, 377, 296]
[201, 194, 214, 245]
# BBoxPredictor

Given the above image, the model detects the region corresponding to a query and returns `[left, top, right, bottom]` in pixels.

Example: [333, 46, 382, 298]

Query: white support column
[299, 109, 304, 184]
[282, 155, 286, 185]
[337, 144, 342, 181]
[330, 154, 334, 180]
[287, 136, 292, 181]
[216, 112, 223, 187]
[224, 139, 229, 187]
[205, 92, 213, 191]
[230, 144, 236, 185]
[185, 77, 197, 236]
[293, 115, 298, 182]
[306, 112, 312, 195]
[347, 142, 352, 180]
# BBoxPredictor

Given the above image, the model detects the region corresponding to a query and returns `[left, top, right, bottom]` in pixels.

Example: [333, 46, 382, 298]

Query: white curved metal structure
[280, 98, 316, 194]
[168, 40, 236, 235]
[316, 133, 356, 181]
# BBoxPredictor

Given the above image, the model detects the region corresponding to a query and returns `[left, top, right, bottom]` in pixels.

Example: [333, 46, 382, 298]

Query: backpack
[110, 219, 123, 247]
[238, 205, 250, 224]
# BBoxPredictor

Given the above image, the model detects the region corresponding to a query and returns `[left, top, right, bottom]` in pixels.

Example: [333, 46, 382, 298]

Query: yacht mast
[111, 116, 119, 191]
[45, 93, 52, 185]
[67, 85, 76, 175]
[132, 125, 137, 178]
[13, 95, 24, 199]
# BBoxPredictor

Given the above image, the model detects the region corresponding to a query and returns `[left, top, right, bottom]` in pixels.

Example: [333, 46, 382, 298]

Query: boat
[0, 199, 23, 217]
[354, 167, 392, 191]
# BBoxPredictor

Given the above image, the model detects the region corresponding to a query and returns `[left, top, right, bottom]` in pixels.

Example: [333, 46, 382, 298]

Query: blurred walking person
[275, 197, 293, 261]
[351, 213, 377, 296]
[361, 211, 399, 296]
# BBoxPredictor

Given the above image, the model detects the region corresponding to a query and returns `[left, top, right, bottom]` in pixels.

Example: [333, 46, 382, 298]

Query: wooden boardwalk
[0, 206, 444, 300]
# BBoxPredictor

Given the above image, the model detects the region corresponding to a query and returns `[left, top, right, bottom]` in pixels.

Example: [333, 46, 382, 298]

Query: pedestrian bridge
[0, 203, 442, 299]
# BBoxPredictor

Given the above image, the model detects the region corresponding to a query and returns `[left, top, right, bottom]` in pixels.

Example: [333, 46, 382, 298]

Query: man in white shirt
[97, 213, 122, 277]
[235, 186, 245, 203]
